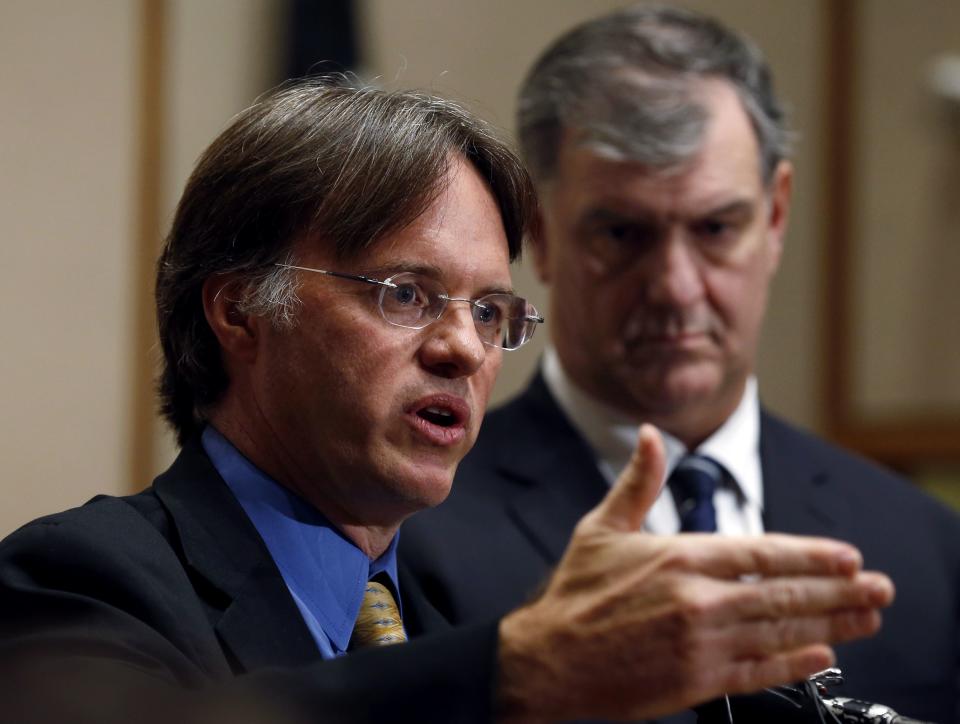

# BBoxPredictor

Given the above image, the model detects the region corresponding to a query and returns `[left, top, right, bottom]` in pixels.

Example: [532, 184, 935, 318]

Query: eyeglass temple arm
[274, 264, 397, 289]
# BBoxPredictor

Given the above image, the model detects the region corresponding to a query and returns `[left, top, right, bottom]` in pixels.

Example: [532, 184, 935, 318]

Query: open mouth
[406, 394, 470, 446]
[418, 406, 458, 427]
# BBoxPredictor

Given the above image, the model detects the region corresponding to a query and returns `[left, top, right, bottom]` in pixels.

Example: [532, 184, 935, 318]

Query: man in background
[0, 77, 893, 723]
[401, 6, 960, 722]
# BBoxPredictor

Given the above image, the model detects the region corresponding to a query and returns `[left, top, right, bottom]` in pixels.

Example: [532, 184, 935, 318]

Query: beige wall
[851, 0, 960, 419]
[1, 0, 138, 535]
[0, 0, 281, 535]
[2, 1, 953, 536]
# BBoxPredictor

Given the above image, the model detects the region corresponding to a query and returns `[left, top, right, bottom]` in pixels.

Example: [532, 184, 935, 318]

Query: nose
[418, 303, 488, 379]
[643, 233, 705, 307]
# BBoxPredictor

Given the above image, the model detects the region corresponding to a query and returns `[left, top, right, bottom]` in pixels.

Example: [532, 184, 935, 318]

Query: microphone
[818, 696, 933, 724]
[809, 669, 935, 724]
[698, 668, 936, 723]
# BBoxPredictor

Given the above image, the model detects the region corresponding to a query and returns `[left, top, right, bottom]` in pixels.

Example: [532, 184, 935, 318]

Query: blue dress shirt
[201, 426, 402, 659]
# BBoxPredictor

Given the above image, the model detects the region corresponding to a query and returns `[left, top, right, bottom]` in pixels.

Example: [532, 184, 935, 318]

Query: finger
[661, 533, 866, 579]
[591, 424, 665, 532]
[707, 571, 895, 625]
[707, 607, 883, 661]
[718, 644, 837, 697]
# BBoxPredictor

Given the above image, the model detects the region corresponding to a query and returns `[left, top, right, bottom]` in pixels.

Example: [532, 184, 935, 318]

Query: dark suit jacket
[400, 373, 960, 723]
[0, 439, 500, 724]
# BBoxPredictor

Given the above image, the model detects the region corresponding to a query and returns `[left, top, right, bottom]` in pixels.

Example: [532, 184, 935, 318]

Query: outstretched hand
[496, 425, 894, 723]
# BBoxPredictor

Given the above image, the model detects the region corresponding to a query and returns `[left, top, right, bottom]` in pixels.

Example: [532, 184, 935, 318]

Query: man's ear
[202, 274, 260, 363]
[766, 159, 793, 273]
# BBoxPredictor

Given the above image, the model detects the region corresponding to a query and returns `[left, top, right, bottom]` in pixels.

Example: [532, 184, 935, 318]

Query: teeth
[418, 405, 457, 427]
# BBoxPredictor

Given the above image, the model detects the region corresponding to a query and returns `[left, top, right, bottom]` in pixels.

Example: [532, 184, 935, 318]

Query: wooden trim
[128, 0, 166, 490]
[821, 0, 857, 434]
[834, 421, 960, 468]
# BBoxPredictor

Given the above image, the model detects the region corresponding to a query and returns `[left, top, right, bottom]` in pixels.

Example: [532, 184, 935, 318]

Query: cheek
[348, 337, 415, 405]
[478, 352, 502, 399]
[315, 300, 397, 361]
[294, 315, 407, 412]
[557, 253, 619, 320]
[468, 352, 502, 419]
[706, 265, 771, 337]
[596, 270, 648, 332]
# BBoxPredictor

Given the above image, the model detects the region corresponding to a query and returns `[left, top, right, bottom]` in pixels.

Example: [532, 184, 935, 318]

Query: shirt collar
[201, 425, 400, 654]
[541, 346, 763, 511]
[661, 377, 763, 511]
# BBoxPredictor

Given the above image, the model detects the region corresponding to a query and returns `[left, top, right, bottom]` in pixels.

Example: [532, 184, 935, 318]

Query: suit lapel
[214, 562, 322, 671]
[759, 411, 845, 537]
[154, 441, 321, 672]
[492, 389, 844, 552]
[398, 558, 453, 637]
[497, 373, 609, 563]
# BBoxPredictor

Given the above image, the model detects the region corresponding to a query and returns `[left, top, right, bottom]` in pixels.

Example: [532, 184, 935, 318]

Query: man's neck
[205, 409, 400, 559]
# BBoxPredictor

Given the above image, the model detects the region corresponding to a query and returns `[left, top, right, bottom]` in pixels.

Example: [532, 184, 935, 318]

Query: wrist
[494, 608, 555, 724]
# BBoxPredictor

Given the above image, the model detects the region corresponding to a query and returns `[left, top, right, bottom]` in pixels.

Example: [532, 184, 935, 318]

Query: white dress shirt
[541, 346, 765, 535]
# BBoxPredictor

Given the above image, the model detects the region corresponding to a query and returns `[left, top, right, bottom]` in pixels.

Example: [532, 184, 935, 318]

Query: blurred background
[2, 0, 959, 536]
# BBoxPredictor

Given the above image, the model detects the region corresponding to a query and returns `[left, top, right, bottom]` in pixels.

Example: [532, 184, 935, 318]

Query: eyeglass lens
[377, 273, 537, 350]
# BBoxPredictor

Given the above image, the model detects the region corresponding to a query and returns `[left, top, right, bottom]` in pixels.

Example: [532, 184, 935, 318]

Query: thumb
[592, 424, 666, 532]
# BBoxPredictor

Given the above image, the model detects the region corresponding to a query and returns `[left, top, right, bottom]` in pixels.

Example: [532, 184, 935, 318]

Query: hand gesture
[497, 425, 894, 722]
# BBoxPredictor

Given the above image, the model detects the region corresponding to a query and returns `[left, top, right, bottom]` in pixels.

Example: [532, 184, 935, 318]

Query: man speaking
[0, 77, 893, 723]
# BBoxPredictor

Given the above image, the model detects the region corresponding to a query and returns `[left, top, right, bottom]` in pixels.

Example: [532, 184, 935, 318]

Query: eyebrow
[363, 261, 516, 297]
[580, 198, 757, 226]
[700, 199, 756, 219]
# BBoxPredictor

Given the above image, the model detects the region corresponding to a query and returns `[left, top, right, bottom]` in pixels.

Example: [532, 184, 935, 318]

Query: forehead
[547, 81, 765, 215]
[302, 157, 512, 282]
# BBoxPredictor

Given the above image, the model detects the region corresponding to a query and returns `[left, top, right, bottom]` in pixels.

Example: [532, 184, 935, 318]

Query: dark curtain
[285, 0, 358, 79]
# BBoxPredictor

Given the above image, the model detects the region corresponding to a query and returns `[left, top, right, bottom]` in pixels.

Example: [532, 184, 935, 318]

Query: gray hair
[517, 4, 792, 184]
[156, 76, 537, 445]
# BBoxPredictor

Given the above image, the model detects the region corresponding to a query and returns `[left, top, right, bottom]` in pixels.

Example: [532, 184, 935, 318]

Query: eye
[603, 222, 656, 246]
[583, 219, 659, 266]
[389, 282, 427, 307]
[690, 206, 754, 248]
[473, 300, 502, 327]
[694, 218, 733, 239]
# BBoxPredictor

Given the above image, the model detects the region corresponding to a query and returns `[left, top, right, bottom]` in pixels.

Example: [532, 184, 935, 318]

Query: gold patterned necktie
[348, 580, 408, 650]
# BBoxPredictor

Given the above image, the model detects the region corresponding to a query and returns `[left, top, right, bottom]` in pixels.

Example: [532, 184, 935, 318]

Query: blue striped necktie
[669, 454, 722, 533]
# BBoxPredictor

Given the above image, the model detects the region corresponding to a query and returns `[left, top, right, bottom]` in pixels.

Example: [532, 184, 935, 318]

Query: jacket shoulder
[1, 489, 176, 577]
[0, 487, 220, 684]
[761, 410, 960, 543]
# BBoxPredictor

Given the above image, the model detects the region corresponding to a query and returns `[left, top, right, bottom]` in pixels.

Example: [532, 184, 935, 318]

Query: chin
[631, 365, 724, 412]
[394, 461, 456, 512]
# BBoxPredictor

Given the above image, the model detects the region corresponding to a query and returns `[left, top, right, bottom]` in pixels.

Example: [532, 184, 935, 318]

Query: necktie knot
[349, 579, 407, 650]
[669, 454, 723, 533]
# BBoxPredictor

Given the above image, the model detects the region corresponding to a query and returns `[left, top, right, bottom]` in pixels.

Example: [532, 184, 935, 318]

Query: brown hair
[156, 76, 537, 444]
